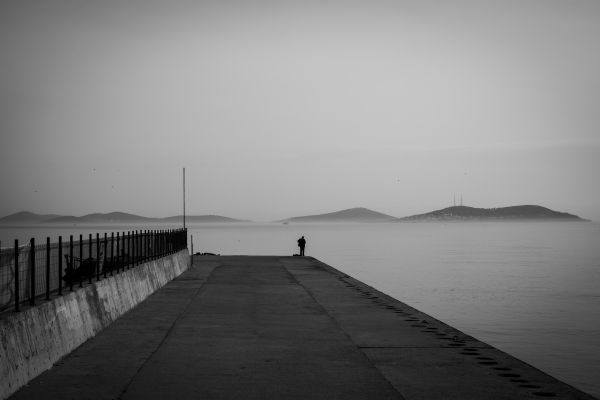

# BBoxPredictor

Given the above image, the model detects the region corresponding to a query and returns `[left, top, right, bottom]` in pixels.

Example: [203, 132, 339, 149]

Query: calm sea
[1, 221, 599, 397]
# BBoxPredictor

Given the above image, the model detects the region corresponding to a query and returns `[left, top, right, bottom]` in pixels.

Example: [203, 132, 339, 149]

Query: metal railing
[0, 228, 187, 313]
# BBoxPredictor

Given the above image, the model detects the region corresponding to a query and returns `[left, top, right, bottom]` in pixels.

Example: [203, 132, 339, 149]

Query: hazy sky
[1, 0, 599, 221]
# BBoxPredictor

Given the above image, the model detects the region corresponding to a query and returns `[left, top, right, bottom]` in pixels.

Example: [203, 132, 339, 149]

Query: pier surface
[10, 256, 595, 399]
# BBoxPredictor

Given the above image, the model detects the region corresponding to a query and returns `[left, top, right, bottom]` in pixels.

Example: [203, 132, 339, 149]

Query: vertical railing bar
[79, 234, 83, 288]
[138, 230, 142, 264]
[14, 239, 20, 312]
[123, 232, 126, 269]
[30, 238, 35, 306]
[129, 231, 132, 268]
[110, 232, 115, 276]
[116, 232, 120, 273]
[103, 233, 108, 279]
[96, 233, 100, 281]
[69, 235, 74, 292]
[46, 237, 51, 301]
[88, 233, 93, 284]
[58, 236, 63, 296]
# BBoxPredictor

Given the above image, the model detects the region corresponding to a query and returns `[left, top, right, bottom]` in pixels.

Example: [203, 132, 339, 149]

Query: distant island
[280, 207, 400, 223]
[399, 205, 584, 221]
[0, 211, 249, 224]
[281, 205, 584, 223]
[1, 205, 585, 224]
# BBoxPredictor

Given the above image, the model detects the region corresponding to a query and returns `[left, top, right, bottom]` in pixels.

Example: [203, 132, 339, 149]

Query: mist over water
[1, 220, 599, 397]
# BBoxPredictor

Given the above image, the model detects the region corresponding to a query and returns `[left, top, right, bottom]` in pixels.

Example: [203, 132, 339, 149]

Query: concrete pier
[8, 256, 596, 399]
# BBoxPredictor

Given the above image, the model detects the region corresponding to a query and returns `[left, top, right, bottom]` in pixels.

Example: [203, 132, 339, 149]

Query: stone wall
[0, 249, 190, 400]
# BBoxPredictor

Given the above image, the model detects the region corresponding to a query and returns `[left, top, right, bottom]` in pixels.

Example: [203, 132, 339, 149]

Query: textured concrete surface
[0, 250, 190, 400]
[8, 256, 597, 400]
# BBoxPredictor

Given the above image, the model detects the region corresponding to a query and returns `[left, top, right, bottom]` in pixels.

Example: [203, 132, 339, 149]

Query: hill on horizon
[0, 211, 62, 223]
[280, 207, 400, 223]
[52, 212, 150, 223]
[161, 215, 250, 223]
[400, 205, 584, 221]
[0, 211, 247, 224]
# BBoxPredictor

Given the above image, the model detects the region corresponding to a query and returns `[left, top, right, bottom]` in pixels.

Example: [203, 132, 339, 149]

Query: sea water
[1, 221, 599, 397]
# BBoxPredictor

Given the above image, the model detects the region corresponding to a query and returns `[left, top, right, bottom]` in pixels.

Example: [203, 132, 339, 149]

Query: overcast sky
[1, 0, 599, 221]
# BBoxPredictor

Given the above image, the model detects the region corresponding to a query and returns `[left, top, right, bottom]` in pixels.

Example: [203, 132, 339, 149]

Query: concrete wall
[0, 249, 190, 400]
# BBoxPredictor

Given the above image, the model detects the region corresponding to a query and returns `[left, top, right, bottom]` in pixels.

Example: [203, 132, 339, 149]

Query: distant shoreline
[0, 205, 588, 225]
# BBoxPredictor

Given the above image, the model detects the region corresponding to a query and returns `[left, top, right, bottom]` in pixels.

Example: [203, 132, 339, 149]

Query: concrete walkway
[10, 256, 596, 400]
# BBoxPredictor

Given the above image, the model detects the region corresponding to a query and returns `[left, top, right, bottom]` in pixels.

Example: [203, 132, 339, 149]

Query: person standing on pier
[297, 236, 306, 256]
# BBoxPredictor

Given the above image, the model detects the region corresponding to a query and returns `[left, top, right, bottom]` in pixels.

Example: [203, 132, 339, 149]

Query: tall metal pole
[183, 167, 186, 229]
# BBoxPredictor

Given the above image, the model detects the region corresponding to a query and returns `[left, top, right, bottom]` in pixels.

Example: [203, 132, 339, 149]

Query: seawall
[0, 249, 190, 400]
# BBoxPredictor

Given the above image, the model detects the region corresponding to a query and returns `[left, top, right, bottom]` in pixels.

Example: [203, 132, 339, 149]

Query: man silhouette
[297, 236, 306, 256]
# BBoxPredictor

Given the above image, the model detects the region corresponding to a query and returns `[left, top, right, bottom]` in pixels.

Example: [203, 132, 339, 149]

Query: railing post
[140, 230, 144, 262]
[123, 232, 126, 268]
[148, 230, 152, 260]
[103, 233, 108, 279]
[46, 237, 51, 301]
[79, 234, 83, 287]
[110, 232, 115, 276]
[88, 234, 93, 284]
[14, 239, 19, 312]
[141, 230, 144, 263]
[149, 230, 152, 259]
[139, 230, 143, 264]
[30, 238, 35, 306]
[116, 232, 120, 273]
[140, 230, 143, 263]
[127, 231, 131, 269]
[96, 233, 100, 281]
[58, 236, 63, 295]
[69, 235, 74, 292]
